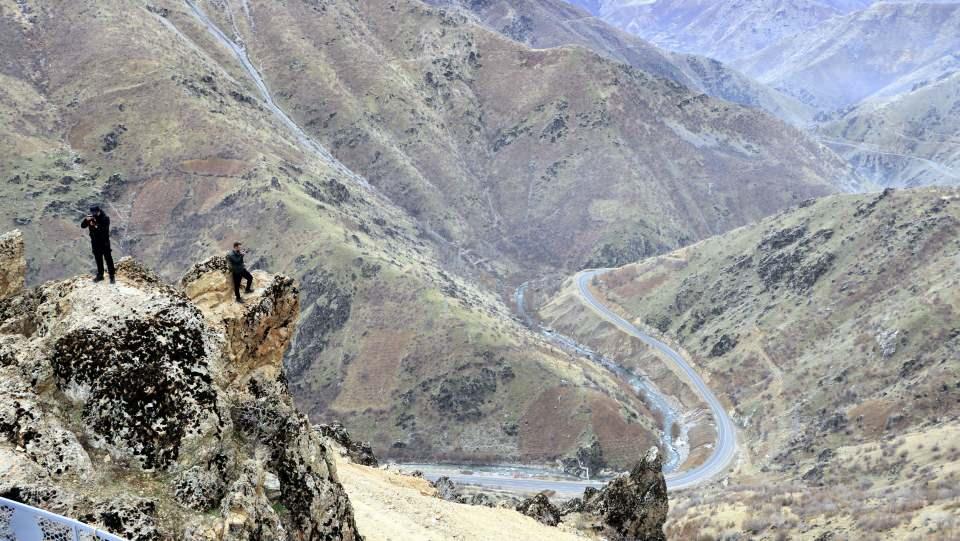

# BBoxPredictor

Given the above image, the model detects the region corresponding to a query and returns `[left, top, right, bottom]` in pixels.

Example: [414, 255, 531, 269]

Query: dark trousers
[232, 270, 253, 300]
[93, 248, 115, 279]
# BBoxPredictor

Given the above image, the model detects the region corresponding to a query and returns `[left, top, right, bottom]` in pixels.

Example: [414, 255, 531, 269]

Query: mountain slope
[202, 0, 855, 274]
[0, 245, 361, 539]
[0, 0, 661, 470]
[580, 0, 845, 63]
[430, 0, 815, 124]
[819, 69, 960, 187]
[737, 1, 960, 111]
[545, 187, 960, 539]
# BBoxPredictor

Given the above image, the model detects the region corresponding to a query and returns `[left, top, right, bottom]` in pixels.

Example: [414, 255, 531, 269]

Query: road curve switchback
[576, 269, 737, 490]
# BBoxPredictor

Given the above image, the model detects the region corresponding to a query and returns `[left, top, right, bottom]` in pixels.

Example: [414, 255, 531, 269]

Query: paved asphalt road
[177, 0, 736, 495]
[411, 270, 737, 496]
[576, 270, 737, 490]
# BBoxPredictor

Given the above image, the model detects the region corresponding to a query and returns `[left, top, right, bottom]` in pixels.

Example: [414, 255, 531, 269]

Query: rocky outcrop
[515, 492, 560, 527]
[0, 230, 25, 298]
[317, 422, 378, 467]
[430, 476, 462, 503]
[538, 447, 669, 538]
[0, 239, 361, 540]
[580, 448, 668, 541]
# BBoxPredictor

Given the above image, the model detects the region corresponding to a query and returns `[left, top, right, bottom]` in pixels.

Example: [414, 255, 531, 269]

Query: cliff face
[0, 238, 359, 540]
[0, 230, 24, 299]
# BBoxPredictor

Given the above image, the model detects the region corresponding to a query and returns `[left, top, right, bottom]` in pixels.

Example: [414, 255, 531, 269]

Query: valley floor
[334, 457, 592, 540]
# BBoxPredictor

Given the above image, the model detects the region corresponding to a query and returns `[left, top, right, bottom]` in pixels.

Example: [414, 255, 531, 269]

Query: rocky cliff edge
[0, 238, 360, 540]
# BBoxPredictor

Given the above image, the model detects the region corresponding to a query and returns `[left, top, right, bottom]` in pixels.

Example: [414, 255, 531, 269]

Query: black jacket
[81, 213, 111, 250]
[226, 250, 246, 273]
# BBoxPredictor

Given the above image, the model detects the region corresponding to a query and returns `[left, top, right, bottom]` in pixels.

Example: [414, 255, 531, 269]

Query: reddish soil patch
[849, 399, 897, 437]
[686, 421, 718, 470]
[589, 393, 657, 468]
[333, 331, 412, 412]
[131, 177, 188, 235]
[612, 272, 670, 302]
[519, 386, 588, 460]
[179, 158, 252, 177]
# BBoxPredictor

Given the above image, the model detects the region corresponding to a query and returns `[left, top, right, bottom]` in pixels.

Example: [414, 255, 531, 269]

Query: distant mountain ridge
[568, 0, 862, 63]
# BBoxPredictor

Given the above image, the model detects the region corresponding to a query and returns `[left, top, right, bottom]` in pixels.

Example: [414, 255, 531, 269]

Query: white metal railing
[0, 497, 127, 541]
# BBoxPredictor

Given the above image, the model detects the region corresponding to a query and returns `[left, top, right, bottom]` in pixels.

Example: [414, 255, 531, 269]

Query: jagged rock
[580, 447, 668, 541]
[0, 239, 361, 540]
[759, 225, 807, 251]
[317, 421, 379, 467]
[182, 255, 300, 387]
[557, 496, 584, 517]
[79, 497, 161, 541]
[431, 476, 461, 502]
[709, 334, 738, 357]
[515, 492, 560, 527]
[875, 328, 899, 359]
[173, 464, 227, 511]
[465, 492, 495, 507]
[217, 460, 287, 540]
[560, 438, 607, 479]
[0, 230, 25, 299]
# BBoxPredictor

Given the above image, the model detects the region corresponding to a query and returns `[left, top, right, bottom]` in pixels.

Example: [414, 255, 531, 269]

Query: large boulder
[581, 447, 668, 541]
[515, 492, 560, 527]
[317, 422, 379, 467]
[0, 241, 361, 540]
[0, 230, 25, 298]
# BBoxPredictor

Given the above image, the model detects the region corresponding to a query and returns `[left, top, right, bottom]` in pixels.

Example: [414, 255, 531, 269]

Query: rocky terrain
[572, 0, 864, 63]
[334, 445, 668, 541]
[0, 235, 671, 539]
[818, 65, 960, 188]
[0, 0, 863, 471]
[199, 0, 855, 274]
[540, 187, 960, 539]
[737, 2, 960, 112]
[0, 0, 674, 471]
[0, 235, 360, 539]
[431, 0, 815, 124]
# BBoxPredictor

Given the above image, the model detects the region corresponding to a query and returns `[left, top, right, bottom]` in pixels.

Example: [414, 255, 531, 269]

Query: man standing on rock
[227, 241, 253, 303]
[80, 206, 115, 284]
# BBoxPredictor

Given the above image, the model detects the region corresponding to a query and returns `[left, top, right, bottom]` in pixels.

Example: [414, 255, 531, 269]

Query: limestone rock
[317, 422, 379, 467]
[0, 230, 25, 299]
[515, 492, 560, 527]
[182, 255, 300, 387]
[430, 476, 461, 502]
[581, 447, 668, 541]
[0, 246, 361, 540]
[217, 460, 288, 541]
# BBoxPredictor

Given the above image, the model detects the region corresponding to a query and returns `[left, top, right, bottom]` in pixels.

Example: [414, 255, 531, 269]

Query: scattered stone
[557, 497, 584, 517]
[759, 225, 807, 251]
[875, 328, 899, 359]
[102, 125, 127, 152]
[316, 421, 378, 467]
[580, 447, 668, 541]
[515, 492, 560, 527]
[710, 334, 738, 357]
[431, 476, 461, 502]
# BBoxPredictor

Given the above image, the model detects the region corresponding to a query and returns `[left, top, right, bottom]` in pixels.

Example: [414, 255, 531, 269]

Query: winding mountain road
[576, 270, 737, 490]
[171, 0, 736, 496]
[411, 270, 737, 495]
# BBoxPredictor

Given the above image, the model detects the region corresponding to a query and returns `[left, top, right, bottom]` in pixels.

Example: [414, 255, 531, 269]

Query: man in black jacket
[81, 206, 115, 283]
[227, 241, 253, 302]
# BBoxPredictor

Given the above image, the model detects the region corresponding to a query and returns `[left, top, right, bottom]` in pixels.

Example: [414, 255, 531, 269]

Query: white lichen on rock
[0, 238, 361, 540]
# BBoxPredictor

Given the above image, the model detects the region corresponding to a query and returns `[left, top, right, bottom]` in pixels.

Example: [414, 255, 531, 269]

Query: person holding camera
[80, 205, 115, 284]
[226, 241, 254, 303]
